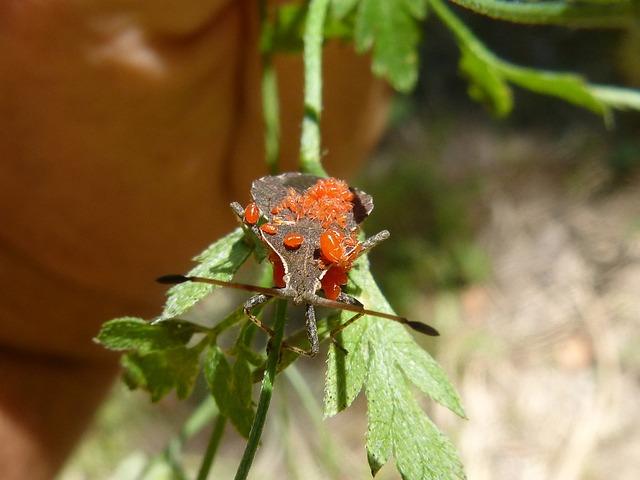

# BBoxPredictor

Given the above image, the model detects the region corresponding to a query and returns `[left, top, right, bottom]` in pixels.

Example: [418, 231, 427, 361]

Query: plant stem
[447, 0, 634, 28]
[234, 299, 288, 480]
[196, 414, 227, 480]
[285, 365, 342, 479]
[138, 399, 218, 479]
[176, 398, 219, 449]
[299, 0, 330, 177]
[259, 0, 281, 174]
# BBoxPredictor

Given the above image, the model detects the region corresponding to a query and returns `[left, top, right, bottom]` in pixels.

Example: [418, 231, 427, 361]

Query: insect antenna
[156, 274, 285, 298]
[306, 296, 440, 336]
[156, 275, 439, 337]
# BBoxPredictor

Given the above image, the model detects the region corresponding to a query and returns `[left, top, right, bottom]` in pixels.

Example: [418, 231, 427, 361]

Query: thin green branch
[430, 0, 509, 63]
[234, 300, 288, 480]
[251, 315, 335, 381]
[175, 398, 219, 450]
[259, 0, 281, 174]
[300, 0, 330, 177]
[430, 0, 640, 120]
[196, 415, 227, 480]
[448, 0, 638, 28]
[591, 85, 640, 111]
[285, 366, 342, 479]
[139, 399, 218, 479]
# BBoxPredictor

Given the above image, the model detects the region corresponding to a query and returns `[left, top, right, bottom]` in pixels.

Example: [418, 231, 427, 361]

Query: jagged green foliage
[332, 0, 428, 91]
[121, 345, 203, 403]
[161, 228, 252, 320]
[204, 346, 255, 438]
[325, 258, 465, 479]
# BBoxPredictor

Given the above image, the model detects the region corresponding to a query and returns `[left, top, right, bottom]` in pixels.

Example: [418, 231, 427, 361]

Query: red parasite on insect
[158, 173, 438, 357]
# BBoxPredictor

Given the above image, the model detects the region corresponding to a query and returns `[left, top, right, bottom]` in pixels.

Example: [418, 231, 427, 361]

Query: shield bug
[158, 172, 438, 356]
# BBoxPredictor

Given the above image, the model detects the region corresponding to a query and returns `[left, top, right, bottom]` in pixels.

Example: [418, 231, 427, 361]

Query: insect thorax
[260, 217, 325, 302]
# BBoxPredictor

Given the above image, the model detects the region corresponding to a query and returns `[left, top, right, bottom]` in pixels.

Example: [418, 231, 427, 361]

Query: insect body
[159, 172, 438, 357]
[230, 172, 435, 356]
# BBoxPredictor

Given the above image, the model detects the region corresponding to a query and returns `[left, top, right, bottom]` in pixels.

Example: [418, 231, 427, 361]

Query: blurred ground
[393, 118, 640, 480]
[59, 110, 640, 479]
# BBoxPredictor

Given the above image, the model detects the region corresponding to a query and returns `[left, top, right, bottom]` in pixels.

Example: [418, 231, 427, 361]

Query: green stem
[259, 0, 281, 174]
[234, 300, 288, 480]
[430, 0, 640, 120]
[139, 399, 218, 479]
[300, 0, 330, 177]
[177, 398, 219, 448]
[285, 366, 341, 479]
[196, 415, 227, 480]
[590, 85, 640, 111]
[447, 0, 636, 28]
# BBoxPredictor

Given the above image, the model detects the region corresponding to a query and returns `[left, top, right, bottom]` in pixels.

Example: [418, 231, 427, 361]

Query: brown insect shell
[259, 216, 324, 304]
[251, 172, 374, 303]
[250, 172, 374, 230]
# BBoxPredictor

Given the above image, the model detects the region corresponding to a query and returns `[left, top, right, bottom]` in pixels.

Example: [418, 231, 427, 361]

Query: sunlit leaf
[160, 229, 252, 320]
[448, 0, 636, 28]
[204, 346, 255, 437]
[341, 0, 428, 92]
[325, 258, 465, 479]
[459, 47, 513, 117]
[95, 317, 198, 353]
[122, 346, 202, 402]
[430, 0, 640, 119]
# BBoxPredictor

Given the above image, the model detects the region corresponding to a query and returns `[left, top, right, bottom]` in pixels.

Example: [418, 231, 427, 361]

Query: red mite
[158, 173, 439, 357]
[283, 232, 304, 249]
[260, 223, 277, 235]
[243, 202, 260, 225]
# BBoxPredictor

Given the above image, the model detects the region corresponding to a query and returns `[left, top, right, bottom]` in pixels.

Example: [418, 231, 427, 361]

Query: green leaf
[348, 0, 428, 92]
[366, 354, 465, 478]
[270, 4, 307, 53]
[498, 62, 608, 116]
[590, 85, 640, 111]
[121, 346, 201, 402]
[160, 228, 252, 320]
[447, 0, 636, 28]
[95, 317, 198, 353]
[331, 0, 359, 19]
[204, 346, 255, 438]
[325, 258, 465, 479]
[429, 0, 640, 120]
[268, 4, 355, 54]
[459, 47, 513, 117]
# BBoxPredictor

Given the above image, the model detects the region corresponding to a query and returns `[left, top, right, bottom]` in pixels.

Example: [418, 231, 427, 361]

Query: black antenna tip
[156, 274, 190, 284]
[406, 321, 440, 337]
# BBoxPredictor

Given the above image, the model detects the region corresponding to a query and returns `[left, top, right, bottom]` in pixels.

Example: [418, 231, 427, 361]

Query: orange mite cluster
[271, 178, 355, 228]
[244, 178, 363, 300]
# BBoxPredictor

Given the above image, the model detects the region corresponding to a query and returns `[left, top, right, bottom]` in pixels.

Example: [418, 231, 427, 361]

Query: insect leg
[338, 292, 363, 307]
[304, 304, 320, 357]
[244, 294, 275, 337]
[344, 230, 390, 263]
[327, 293, 364, 354]
[244, 294, 319, 358]
[279, 304, 322, 357]
[230, 201, 245, 220]
[357, 230, 390, 257]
